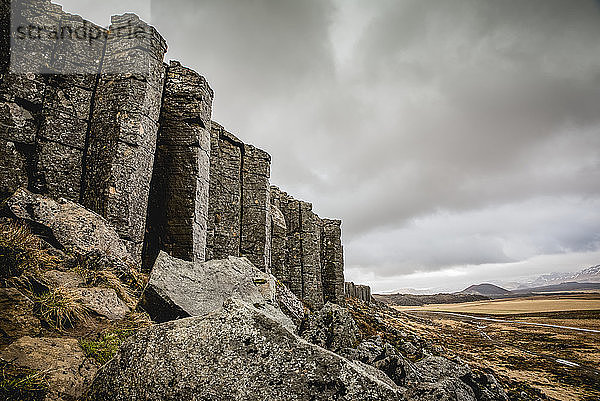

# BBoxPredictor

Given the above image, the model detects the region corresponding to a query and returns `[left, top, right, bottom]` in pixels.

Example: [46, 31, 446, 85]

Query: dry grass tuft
[0, 361, 49, 401]
[0, 221, 60, 279]
[74, 262, 137, 309]
[35, 287, 90, 330]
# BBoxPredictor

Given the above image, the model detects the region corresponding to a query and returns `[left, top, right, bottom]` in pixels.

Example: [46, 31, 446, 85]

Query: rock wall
[345, 282, 372, 303]
[270, 186, 346, 309]
[1, 0, 348, 309]
[205, 122, 271, 272]
[143, 61, 213, 271]
[1, 0, 167, 263]
[321, 219, 345, 305]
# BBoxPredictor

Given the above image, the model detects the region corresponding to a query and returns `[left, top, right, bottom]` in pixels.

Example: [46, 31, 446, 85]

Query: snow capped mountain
[516, 265, 600, 289]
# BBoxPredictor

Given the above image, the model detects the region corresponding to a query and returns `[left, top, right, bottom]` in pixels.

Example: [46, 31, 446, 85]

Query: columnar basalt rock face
[1, 2, 352, 309]
[206, 122, 243, 261]
[240, 143, 271, 272]
[143, 61, 213, 270]
[270, 186, 346, 310]
[0, 0, 105, 201]
[321, 219, 345, 305]
[82, 14, 167, 261]
[1, 1, 168, 264]
[269, 187, 289, 287]
[271, 187, 324, 310]
[298, 201, 324, 309]
[345, 282, 372, 303]
[206, 122, 272, 272]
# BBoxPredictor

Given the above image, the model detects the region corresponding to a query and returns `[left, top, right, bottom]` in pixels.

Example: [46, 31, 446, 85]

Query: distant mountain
[511, 281, 600, 294]
[373, 293, 488, 306]
[461, 283, 510, 296]
[517, 264, 600, 289]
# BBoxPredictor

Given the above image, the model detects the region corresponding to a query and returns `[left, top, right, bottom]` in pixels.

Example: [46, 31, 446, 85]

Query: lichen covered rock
[140, 252, 298, 330]
[6, 188, 134, 265]
[87, 299, 405, 401]
[0, 336, 97, 401]
[300, 302, 359, 352]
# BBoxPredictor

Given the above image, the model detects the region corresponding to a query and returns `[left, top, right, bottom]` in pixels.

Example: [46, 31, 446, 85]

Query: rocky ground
[345, 299, 599, 400]
[1, 189, 511, 400]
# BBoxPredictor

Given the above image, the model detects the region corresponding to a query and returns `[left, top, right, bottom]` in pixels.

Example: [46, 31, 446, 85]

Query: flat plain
[389, 293, 600, 400]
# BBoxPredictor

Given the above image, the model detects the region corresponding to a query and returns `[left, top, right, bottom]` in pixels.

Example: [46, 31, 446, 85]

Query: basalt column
[281, 196, 324, 310]
[206, 122, 272, 272]
[269, 186, 289, 288]
[82, 14, 167, 262]
[299, 202, 324, 309]
[240, 143, 271, 272]
[345, 282, 371, 303]
[206, 123, 243, 261]
[1, 0, 105, 201]
[142, 61, 213, 270]
[320, 219, 345, 305]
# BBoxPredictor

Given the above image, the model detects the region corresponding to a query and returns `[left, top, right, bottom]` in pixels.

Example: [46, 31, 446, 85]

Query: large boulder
[0, 336, 98, 401]
[0, 287, 41, 343]
[5, 188, 134, 265]
[300, 302, 360, 352]
[73, 287, 130, 321]
[406, 356, 507, 401]
[140, 252, 302, 330]
[87, 299, 405, 401]
[343, 336, 417, 387]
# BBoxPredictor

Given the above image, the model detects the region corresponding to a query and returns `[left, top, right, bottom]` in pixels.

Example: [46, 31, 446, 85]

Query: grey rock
[460, 371, 509, 401]
[274, 278, 305, 326]
[0, 336, 97, 401]
[87, 299, 405, 401]
[269, 201, 289, 285]
[411, 356, 508, 400]
[7, 188, 132, 262]
[343, 337, 417, 387]
[345, 281, 372, 303]
[80, 14, 167, 264]
[0, 287, 41, 342]
[320, 219, 345, 305]
[413, 356, 471, 383]
[41, 270, 85, 289]
[206, 122, 272, 272]
[404, 379, 477, 401]
[206, 124, 243, 262]
[278, 191, 324, 310]
[73, 287, 130, 320]
[140, 252, 295, 330]
[143, 61, 213, 270]
[300, 302, 359, 352]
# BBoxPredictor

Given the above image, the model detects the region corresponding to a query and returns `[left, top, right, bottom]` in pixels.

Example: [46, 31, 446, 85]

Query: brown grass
[0, 220, 60, 279]
[35, 287, 90, 330]
[393, 294, 600, 315]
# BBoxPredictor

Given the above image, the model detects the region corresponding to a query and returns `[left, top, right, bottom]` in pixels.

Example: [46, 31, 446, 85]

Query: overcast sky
[57, 0, 600, 293]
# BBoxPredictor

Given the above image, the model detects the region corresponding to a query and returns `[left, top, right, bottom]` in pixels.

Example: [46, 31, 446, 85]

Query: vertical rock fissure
[298, 202, 305, 299]
[238, 143, 245, 257]
[29, 76, 51, 194]
[79, 34, 108, 203]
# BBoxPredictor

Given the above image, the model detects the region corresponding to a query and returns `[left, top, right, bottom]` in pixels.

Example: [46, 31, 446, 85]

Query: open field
[392, 293, 600, 315]
[380, 293, 600, 400]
